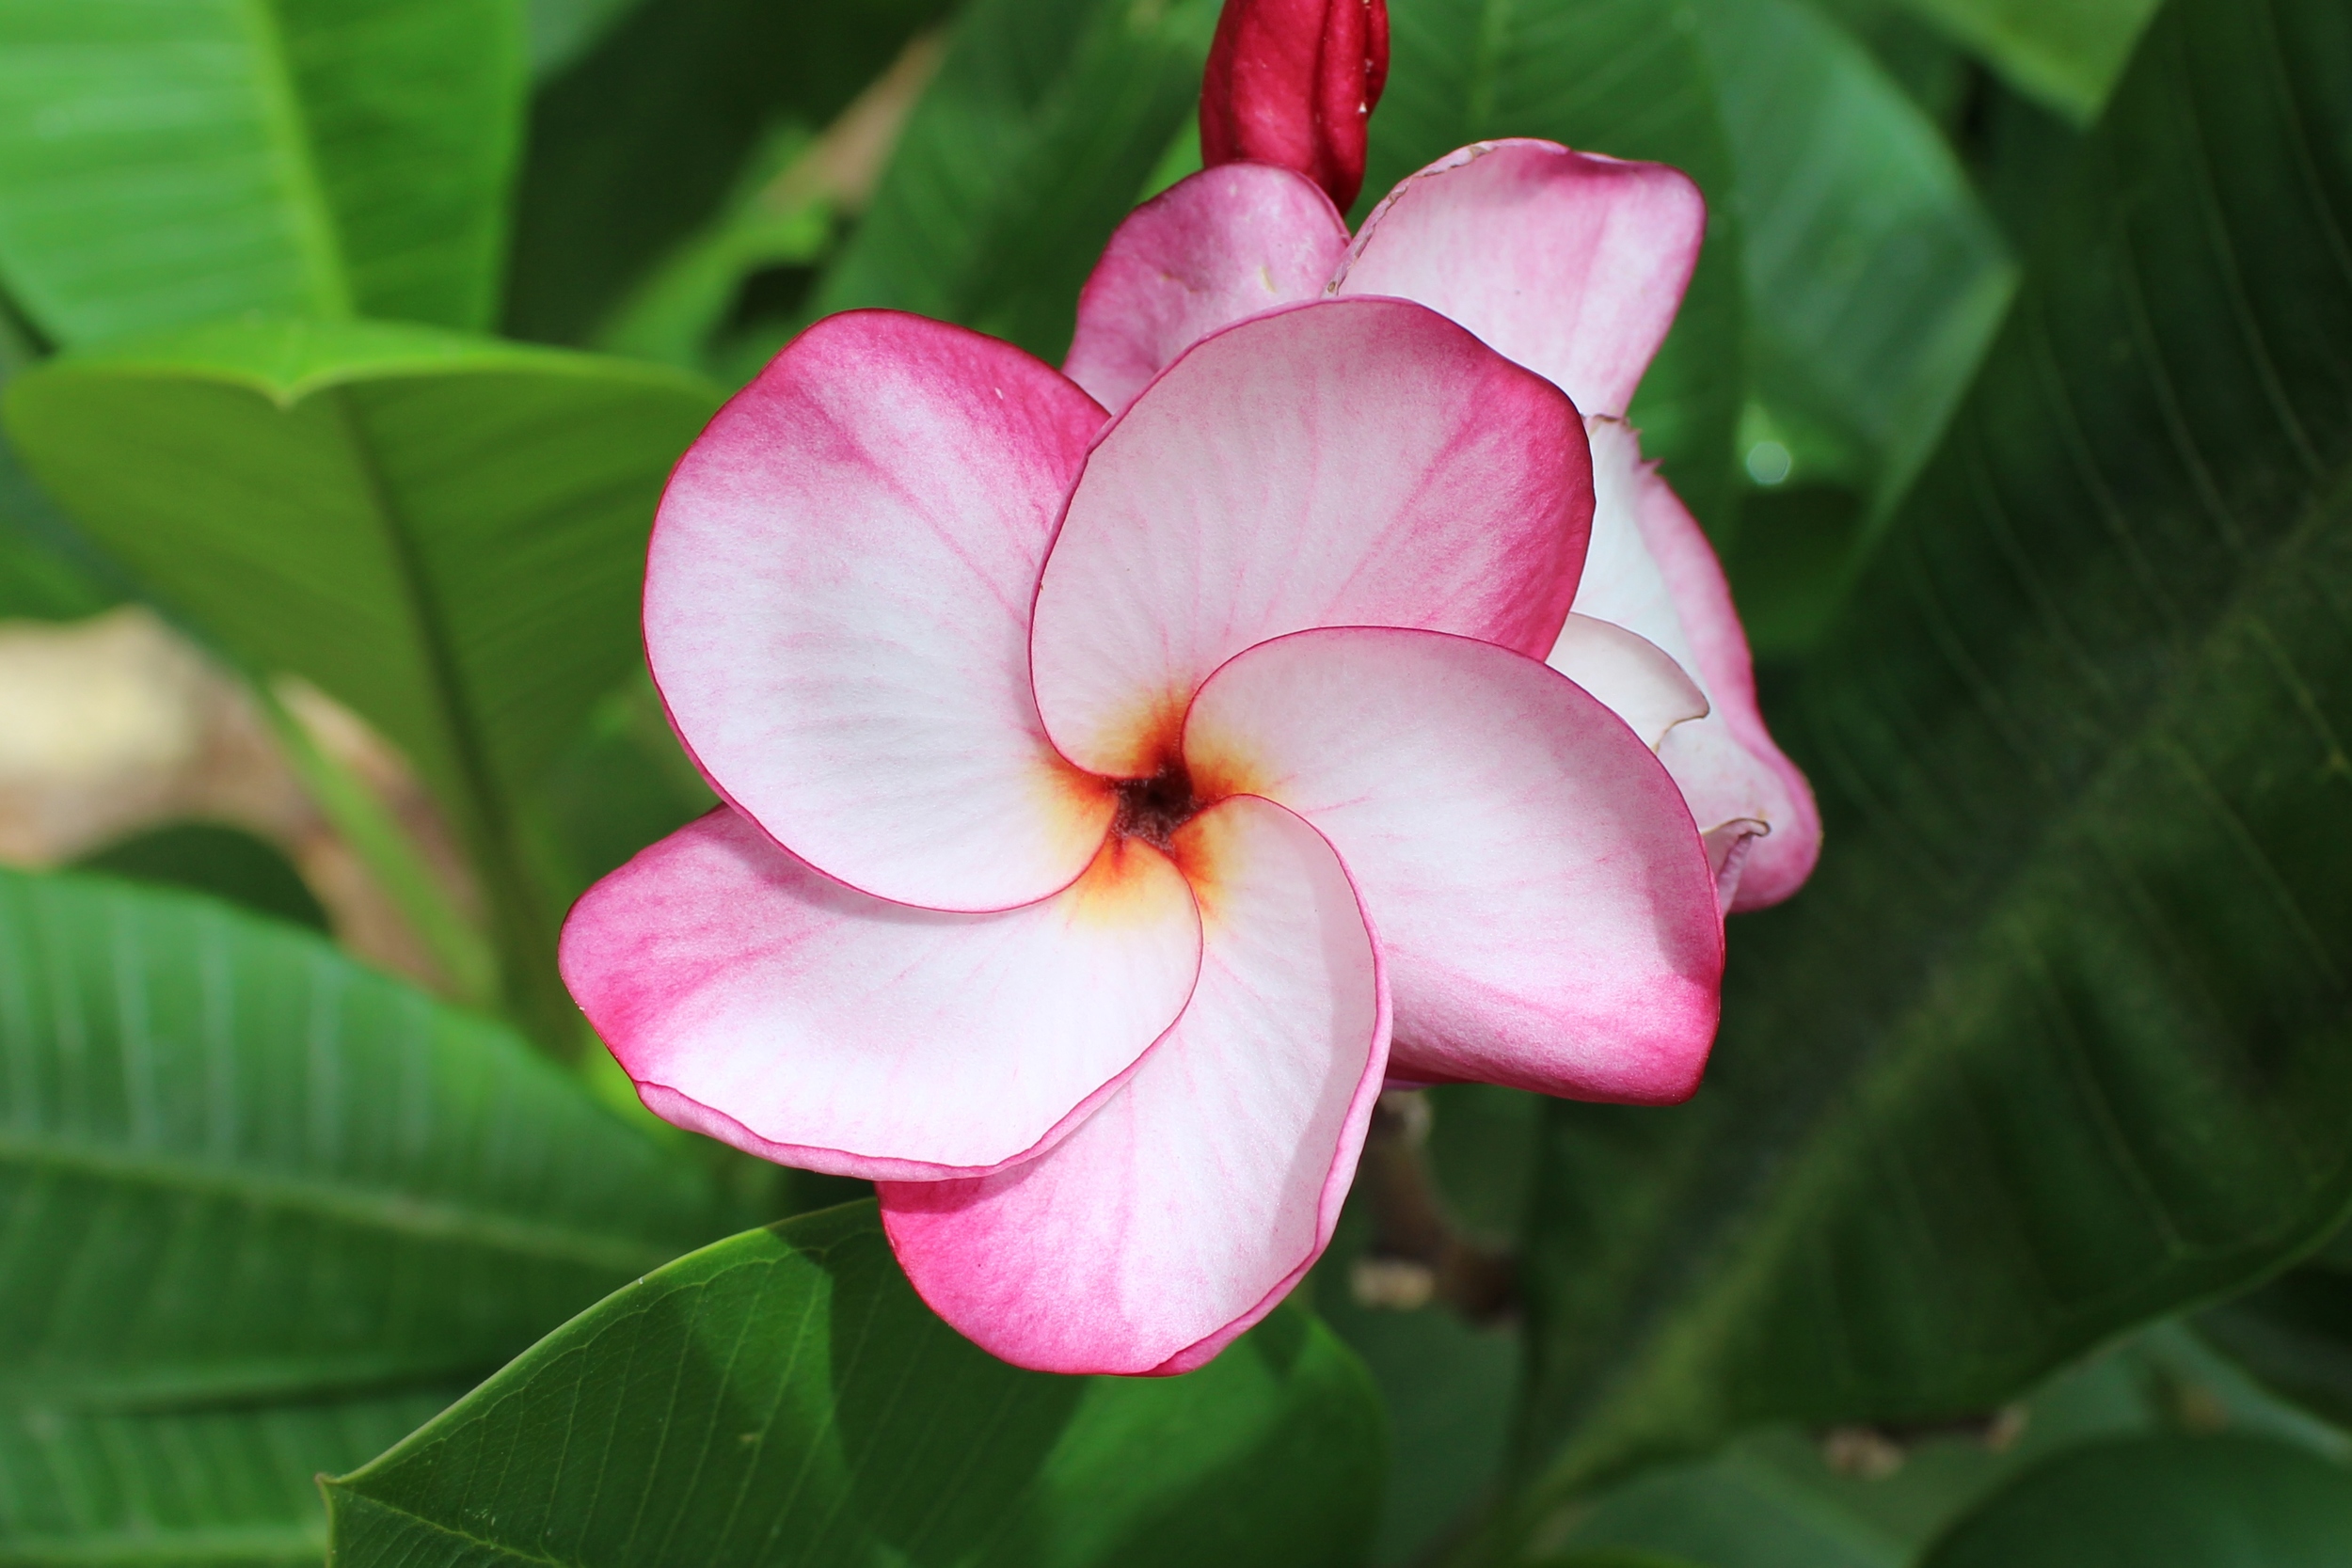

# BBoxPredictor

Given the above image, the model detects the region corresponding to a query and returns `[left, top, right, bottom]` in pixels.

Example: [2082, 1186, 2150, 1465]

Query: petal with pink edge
[559, 808, 1202, 1181]
[1184, 626, 1722, 1102]
[880, 795, 1387, 1375]
[1032, 298, 1590, 777]
[1062, 163, 1350, 415]
[646, 309, 1115, 913]
[1563, 418, 1821, 911]
[1333, 139, 1705, 419]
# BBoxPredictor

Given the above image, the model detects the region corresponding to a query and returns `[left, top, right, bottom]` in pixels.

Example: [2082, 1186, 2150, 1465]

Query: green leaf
[525, 0, 648, 79]
[806, 0, 1219, 366]
[1548, 1320, 2349, 1568]
[0, 426, 120, 621]
[0, 0, 527, 345]
[2199, 1229, 2352, 1433]
[72, 820, 328, 932]
[1888, 0, 2160, 122]
[325, 1200, 1387, 1568]
[0, 296, 123, 621]
[1504, 0, 2352, 1527]
[1694, 0, 2015, 512]
[1366, 0, 1747, 536]
[0, 864, 734, 1563]
[1311, 1085, 1538, 1565]
[2, 316, 721, 1036]
[1922, 1436, 2352, 1567]
[506, 0, 951, 347]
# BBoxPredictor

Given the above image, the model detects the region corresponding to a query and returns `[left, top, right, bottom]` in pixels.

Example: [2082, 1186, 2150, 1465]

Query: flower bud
[1199, 0, 1391, 210]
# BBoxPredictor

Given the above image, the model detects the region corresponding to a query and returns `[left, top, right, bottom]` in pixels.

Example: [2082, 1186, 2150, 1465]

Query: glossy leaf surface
[1696, 0, 2013, 508]
[1890, 0, 2159, 121]
[2, 316, 719, 1022]
[808, 0, 1218, 364]
[506, 0, 949, 345]
[1511, 0, 2352, 1521]
[1364, 0, 1745, 533]
[1922, 1436, 2352, 1567]
[0, 866, 731, 1563]
[0, 0, 526, 344]
[326, 1201, 1387, 1568]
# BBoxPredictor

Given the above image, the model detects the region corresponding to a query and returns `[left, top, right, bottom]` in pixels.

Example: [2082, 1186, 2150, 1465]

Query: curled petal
[1184, 626, 1722, 1102]
[1564, 419, 1821, 910]
[1199, 0, 1391, 209]
[646, 309, 1115, 913]
[881, 796, 1388, 1374]
[560, 809, 1203, 1180]
[1333, 139, 1705, 419]
[1033, 298, 1591, 777]
[1063, 163, 1350, 415]
[1547, 612, 1708, 751]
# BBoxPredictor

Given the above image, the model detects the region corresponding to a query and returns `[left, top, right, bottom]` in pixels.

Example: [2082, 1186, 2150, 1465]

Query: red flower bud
[1199, 0, 1391, 211]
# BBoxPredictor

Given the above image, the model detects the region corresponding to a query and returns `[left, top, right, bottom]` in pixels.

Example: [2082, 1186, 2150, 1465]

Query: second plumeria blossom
[562, 297, 1727, 1375]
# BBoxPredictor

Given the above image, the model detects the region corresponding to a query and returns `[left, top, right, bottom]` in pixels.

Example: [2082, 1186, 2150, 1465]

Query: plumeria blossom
[561, 296, 1729, 1375]
[1065, 139, 1821, 909]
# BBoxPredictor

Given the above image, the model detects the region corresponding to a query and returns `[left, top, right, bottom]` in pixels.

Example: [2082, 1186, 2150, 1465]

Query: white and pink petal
[1063, 163, 1351, 415]
[1183, 626, 1723, 1103]
[1333, 139, 1705, 420]
[881, 795, 1387, 1374]
[646, 309, 1115, 914]
[1031, 297, 1592, 778]
[1563, 418, 1821, 911]
[560, 808, 1202, 1181]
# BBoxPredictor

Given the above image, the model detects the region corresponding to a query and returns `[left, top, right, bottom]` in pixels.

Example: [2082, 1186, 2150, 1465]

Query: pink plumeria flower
[1066, 141, 1822, 910]
[561, 297, 1727, 1374]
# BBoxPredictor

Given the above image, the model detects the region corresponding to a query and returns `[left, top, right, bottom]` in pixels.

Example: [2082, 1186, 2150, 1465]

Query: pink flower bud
[1199, 0, 1391, 210]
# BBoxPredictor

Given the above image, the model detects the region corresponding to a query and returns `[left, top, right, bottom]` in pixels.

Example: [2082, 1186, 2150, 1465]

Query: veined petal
[880, 796, 1388, 1375]
[1184, 626, 1722, 1102]
[1032, 298, 1590, 777]
[646, 309, 1116, 913]
[1063, 163, 1351, 415]
[560, 808, 1202, 1180]
[1333, 140, 1705, 419]
[1564, 418, 1821, 910]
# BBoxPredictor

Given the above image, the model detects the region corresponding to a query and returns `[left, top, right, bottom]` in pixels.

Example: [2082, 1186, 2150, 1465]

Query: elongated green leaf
[1504, 0, 2352, 1527]
[326, 1201, 1386, 1568]
[1694, 0, 2014, 510]
[2, 316, 720, 1032]
[0, 425, 118, 622]
[0, 0, 526, 344]
[0, 865, 734, 1564]
[506, 0, 948, 346]
[1890, 0, 2159, 121]
[1922, 1437, 2352, 1566]
[0, 297, 122, 621]
[807, 0, 1218, 366]
[1366, 0, 1747, 534]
